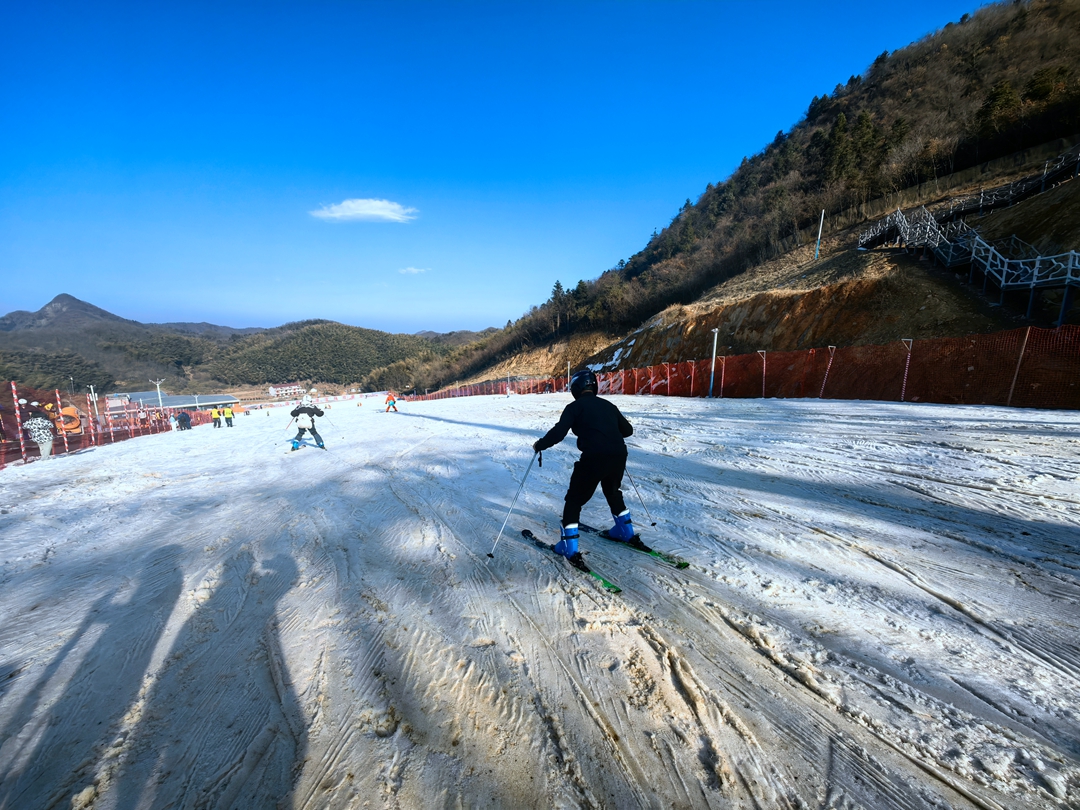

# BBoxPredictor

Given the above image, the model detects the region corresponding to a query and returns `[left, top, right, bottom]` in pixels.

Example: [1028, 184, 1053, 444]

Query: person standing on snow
[532, 369, 636, 565]
[223, 405, 235, 427]
[385, 392, 398, 412]
[20, 401, 56, 460]
[290, 395, 325, 450]
[210, 406, 222, 428]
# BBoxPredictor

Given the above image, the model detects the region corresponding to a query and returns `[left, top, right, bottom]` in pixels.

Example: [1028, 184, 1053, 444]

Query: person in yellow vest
[223, 405, 234, 427]
[211, 406, 222, 428]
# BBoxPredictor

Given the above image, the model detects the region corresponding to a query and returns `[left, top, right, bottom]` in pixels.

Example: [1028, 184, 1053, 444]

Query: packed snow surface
[1, 395, 1078, 809]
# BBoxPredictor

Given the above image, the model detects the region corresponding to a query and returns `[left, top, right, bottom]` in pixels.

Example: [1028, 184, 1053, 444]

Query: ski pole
[488, 452, 538, 559]
[625, 469, 657, 526]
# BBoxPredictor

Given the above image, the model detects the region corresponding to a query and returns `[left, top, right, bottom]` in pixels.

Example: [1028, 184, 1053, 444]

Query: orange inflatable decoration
[43, 403, 83, 434]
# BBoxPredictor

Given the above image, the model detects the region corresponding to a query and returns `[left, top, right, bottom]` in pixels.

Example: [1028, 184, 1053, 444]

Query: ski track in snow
[0, 396, 1078, 809]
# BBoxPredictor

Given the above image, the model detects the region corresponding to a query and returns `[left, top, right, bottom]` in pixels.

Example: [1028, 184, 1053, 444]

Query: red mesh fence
[415, 325, 1080, 411]
[10, 325, 1072, 468]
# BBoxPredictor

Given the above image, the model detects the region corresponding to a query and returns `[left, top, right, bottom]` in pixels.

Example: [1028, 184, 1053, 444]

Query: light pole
[150, 378, 165, 409]
[87, 385, 100, 418]
[814, 208, 825, 260]
[708, 328, 719, 398]
[69, 376, 75, 396]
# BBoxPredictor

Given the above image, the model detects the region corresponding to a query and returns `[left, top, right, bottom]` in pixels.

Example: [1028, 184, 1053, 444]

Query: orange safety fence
[2, 383, 217, 468]
[415, 325, 1080, 411]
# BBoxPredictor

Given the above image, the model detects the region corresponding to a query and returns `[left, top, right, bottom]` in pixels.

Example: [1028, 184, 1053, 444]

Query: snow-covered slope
[1, 396, 1077, 809]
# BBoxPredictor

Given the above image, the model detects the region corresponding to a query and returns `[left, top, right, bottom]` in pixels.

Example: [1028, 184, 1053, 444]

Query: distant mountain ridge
[0, 294, 493, 393]
[0, 293, 137, 332]
[0, 294, 264, 336]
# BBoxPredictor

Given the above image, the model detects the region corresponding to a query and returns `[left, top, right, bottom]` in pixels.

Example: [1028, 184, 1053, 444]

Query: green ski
[578, 524, 690, 569]
[522, 530, 621, 593]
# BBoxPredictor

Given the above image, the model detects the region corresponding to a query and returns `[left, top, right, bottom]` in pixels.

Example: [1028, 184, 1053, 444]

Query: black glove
[532, 441, 542, 454]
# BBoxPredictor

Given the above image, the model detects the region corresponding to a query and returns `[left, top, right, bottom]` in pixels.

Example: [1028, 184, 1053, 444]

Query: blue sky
[1, 0, 987, 333]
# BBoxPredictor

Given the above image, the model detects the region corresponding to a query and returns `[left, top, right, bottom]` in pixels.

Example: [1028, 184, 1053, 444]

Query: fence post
[54, 390, 71, 454]
[719, 357, 725, 398]
[758, 351, 767, 398]
[1007, 326, 1032, 407]
[9, 381, 28, 463]
[900, 339, 913, 402]
[708, 328, 719, 397]
[819, 346, 836, 398]
[85, 393, 96, 446]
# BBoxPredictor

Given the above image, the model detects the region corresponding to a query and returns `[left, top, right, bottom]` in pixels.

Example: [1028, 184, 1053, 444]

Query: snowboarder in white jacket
[290, 395, 325, 450]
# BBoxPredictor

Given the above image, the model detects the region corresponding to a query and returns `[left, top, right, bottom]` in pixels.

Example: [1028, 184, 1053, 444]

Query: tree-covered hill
[208, 321, 446, 386]
[0, 297, 454, 392]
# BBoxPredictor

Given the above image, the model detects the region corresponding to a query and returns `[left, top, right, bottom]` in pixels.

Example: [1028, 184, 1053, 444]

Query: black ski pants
[293, 427, 324, 445]
[562, 452, 628, 527]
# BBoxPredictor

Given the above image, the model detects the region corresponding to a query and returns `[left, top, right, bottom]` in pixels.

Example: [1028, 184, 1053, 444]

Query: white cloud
[309, 198, 418, 222]
[398, 266, 428, 274]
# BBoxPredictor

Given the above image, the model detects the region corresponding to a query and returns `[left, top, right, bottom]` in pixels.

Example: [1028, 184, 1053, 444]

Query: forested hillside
[0, 296, 449, 392]
[208, 320, 445, 386]
[371, 0, 1079, 393]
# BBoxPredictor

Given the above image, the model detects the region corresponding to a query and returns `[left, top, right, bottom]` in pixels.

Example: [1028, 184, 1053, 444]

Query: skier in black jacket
[290, 395, 326, 450]
[533, 369, 635, 563]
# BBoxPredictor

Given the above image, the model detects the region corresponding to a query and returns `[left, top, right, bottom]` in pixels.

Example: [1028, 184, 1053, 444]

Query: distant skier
[176, 410, 192, 431]
[223, 405, 234, 427]
[385, 392, 398, 413]
[532, 369, 635, 565]
[290, 395, 325, 450]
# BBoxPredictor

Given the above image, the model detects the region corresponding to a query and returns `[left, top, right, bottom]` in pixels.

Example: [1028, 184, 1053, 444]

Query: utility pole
[150, 379, 165, 409]
[708, 328, 719, 398]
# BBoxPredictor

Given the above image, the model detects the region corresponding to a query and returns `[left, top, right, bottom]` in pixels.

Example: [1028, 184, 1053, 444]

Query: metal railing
[860, 203, 1078, 324]
[941, 144, 1080, 222]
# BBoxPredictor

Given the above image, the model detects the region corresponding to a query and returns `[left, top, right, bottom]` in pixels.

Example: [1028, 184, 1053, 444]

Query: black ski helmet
[569, 369, 598, 399]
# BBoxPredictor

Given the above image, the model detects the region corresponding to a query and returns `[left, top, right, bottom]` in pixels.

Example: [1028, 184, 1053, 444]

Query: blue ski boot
[607, 510, 635, 542]
[553, 524, 579, 558]
[291, 440, 300, 451]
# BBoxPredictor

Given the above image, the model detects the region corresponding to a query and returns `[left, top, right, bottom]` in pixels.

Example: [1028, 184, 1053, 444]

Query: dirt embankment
[452, 331, 614, 386]
[968, 175, 1080, 255]
[582, 236, 1020, 372]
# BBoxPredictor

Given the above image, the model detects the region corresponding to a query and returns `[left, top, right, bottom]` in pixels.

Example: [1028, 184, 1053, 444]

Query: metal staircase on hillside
[857, 143, 1080, 324]
[859, 204, 1079, 324]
